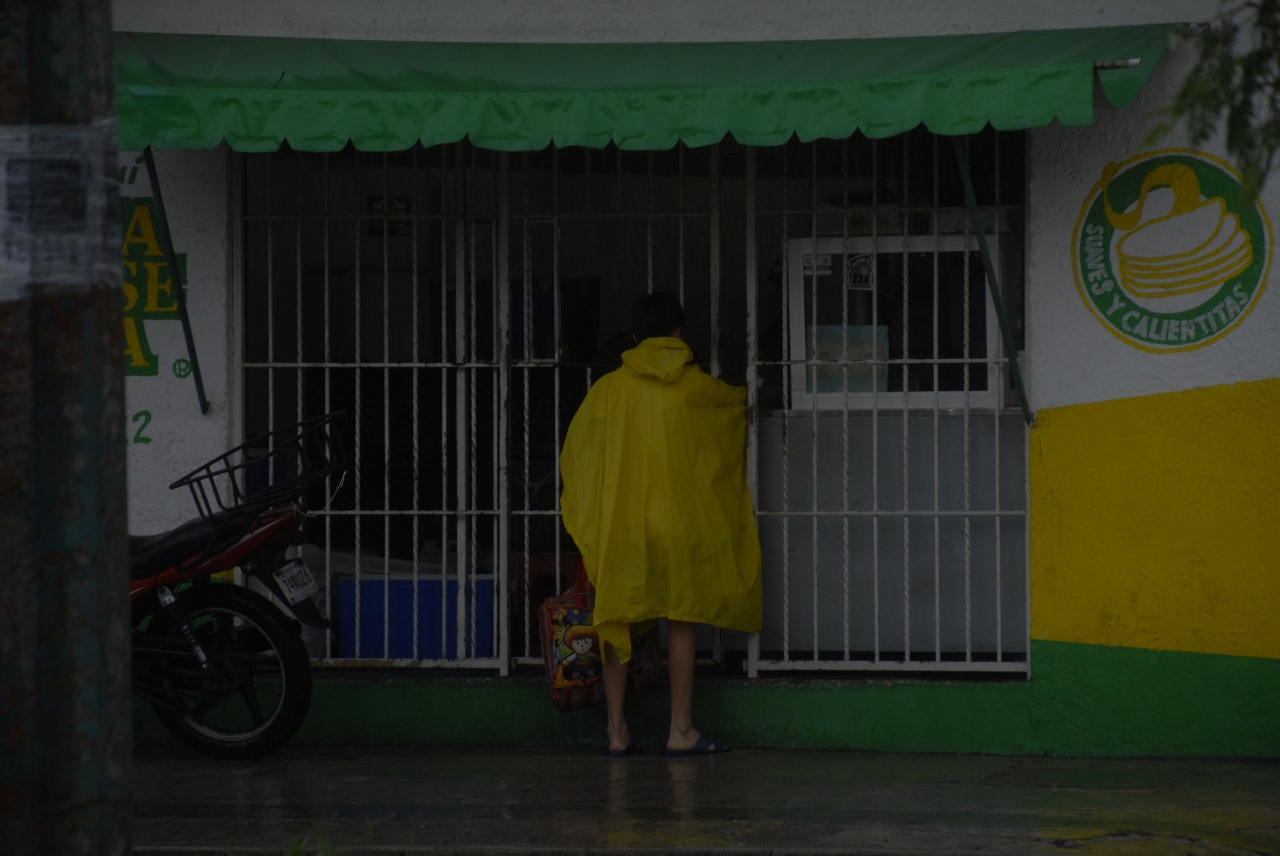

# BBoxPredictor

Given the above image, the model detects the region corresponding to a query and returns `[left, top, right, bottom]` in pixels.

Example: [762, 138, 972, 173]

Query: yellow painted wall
[1029, 377, 1280, 659]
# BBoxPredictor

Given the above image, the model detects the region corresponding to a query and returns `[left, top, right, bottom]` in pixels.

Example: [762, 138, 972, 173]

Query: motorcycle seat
[128, 509, 254, 580]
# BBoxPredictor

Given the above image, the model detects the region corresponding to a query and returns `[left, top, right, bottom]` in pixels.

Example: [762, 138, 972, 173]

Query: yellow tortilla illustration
[1102, 163, 1253, 298]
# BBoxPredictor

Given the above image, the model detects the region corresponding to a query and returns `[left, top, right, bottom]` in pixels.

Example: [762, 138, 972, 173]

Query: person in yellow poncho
[560, 292, 762, 758]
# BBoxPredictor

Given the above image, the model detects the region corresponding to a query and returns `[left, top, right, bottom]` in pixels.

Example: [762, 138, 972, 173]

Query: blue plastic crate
[335, 576, 495, 659]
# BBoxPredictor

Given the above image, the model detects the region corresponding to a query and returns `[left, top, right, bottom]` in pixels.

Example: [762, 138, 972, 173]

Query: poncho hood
[621, 337, 693, 384]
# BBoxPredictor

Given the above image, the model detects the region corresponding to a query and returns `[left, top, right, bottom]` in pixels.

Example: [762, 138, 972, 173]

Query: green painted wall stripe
[136, 641, 1280, 757]
[1027, 641, 1280, 756]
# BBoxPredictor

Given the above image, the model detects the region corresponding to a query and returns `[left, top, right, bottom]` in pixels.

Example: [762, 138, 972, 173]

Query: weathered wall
[121, 147, 232, 534]
[1024, 28, 1279, 753]
[1027, 38, 1279, 409]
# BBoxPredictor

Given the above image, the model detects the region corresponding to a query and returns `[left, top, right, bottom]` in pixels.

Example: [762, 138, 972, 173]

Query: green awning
[115, 25, 1173, 153]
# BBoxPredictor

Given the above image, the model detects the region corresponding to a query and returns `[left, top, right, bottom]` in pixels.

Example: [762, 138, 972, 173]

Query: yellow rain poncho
[560, 336, 762, 663]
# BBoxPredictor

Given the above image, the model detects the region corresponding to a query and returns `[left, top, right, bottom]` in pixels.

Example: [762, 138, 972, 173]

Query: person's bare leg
[666, 620, 700, 751]
[603, 643, 631, 753]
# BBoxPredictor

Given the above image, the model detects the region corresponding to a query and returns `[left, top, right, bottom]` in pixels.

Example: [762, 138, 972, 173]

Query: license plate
[274, 559, 319, 604]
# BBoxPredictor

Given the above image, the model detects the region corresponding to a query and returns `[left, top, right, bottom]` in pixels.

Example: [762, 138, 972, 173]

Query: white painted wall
[111, 0, 1219, 42]
[1026, 36, 1280, 412]
[121, 148, 233, 535]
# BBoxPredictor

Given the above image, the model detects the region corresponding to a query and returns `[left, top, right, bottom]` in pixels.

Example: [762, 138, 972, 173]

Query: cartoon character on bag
[554, 623, 601, 687]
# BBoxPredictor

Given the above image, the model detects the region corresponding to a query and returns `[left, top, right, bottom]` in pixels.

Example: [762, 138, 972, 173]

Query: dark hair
[630, 292, 685, 342]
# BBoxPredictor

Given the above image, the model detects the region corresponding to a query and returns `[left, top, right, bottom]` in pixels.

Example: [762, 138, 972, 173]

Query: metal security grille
[241, 145, 507, 668]
[239, 131, 1027, 675]
[747, 132, 1028, 674]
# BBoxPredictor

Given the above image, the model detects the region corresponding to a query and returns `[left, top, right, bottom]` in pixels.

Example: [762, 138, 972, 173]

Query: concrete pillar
[0, 2, 131, 853]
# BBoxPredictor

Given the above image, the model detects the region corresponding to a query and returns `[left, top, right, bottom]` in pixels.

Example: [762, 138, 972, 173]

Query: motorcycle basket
[170, 411, 348, 520]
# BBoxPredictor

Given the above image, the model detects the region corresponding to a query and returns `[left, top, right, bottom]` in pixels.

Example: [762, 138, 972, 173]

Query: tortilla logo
[1072, 149, 1271, 352]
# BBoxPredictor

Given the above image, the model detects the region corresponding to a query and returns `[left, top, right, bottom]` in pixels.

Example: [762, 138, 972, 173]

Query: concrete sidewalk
[131, 744, 1279, 855]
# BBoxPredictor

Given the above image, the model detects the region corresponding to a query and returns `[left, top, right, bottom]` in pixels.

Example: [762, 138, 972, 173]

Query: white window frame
[787, 234, 1004, 411]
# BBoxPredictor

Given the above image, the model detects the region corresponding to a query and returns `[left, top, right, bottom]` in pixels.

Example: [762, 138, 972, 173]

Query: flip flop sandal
[607, 741, 643, 758]
[662, 734, 729, 757]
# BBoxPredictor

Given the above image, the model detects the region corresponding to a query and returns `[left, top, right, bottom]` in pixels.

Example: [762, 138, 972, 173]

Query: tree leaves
[1169, 0, 1280, 201]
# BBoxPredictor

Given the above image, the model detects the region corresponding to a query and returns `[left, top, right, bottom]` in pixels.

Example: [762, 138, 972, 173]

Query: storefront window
[787, 233, 1009, 409]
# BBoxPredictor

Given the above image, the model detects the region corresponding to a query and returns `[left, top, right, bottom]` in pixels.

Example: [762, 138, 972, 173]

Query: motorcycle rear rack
[170, 411, 348, 521]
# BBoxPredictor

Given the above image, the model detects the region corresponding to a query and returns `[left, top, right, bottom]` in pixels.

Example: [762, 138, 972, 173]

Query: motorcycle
[128, 411, 347, 760]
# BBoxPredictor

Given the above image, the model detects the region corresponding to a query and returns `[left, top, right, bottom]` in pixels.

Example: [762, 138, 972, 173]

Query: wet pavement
[129, 743, 1280, 855]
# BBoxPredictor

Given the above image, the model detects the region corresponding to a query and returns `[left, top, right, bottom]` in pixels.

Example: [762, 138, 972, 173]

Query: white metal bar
[520, 153, 534, 658]
[321, 154, 334, 658]
[320, 657, 505, 669]
[871, 138, 882, 664]
[496, 151, 512, 675]
[244, 356, 1006, 373]
[380, 154, 397, 658]
[410, 147, 423, 661]
[809, 148, 820, 660]
[227, 149, 247, 499]
[550, 149, 563, 667]
[647, 152, 654, 296]
[290, 508, 1027, 521]
[227, 152, 251, 644]
[454, 144, 474, 664]
[756, 509, 1022, 518]
[437, 150, 451, 661]
[289, 153, 309, 648]
[351, 154, 367, 658]
[780, 147, 792, 662]
[753, 659, 1027, 674]
[840, 139, 851, 660]
[264, 154, 277, 487]
[1021, 393, 1030, 673]
[440, 146, 459, 661]
[294, 152, 304, 465]
[993, 138, 1006, 664]
[744, 145, 760, 679]
[466, 211, 480, 661]
[961, 153, 975, 663]
[900, 133, 912, 664]
[932, 137, 942, 664]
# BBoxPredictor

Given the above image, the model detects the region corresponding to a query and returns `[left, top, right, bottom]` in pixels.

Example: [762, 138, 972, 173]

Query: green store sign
[122, 197, 187, 376]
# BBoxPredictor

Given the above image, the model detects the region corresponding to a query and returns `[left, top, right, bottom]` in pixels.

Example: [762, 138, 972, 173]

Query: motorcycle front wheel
[140, 583, 313, 760]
